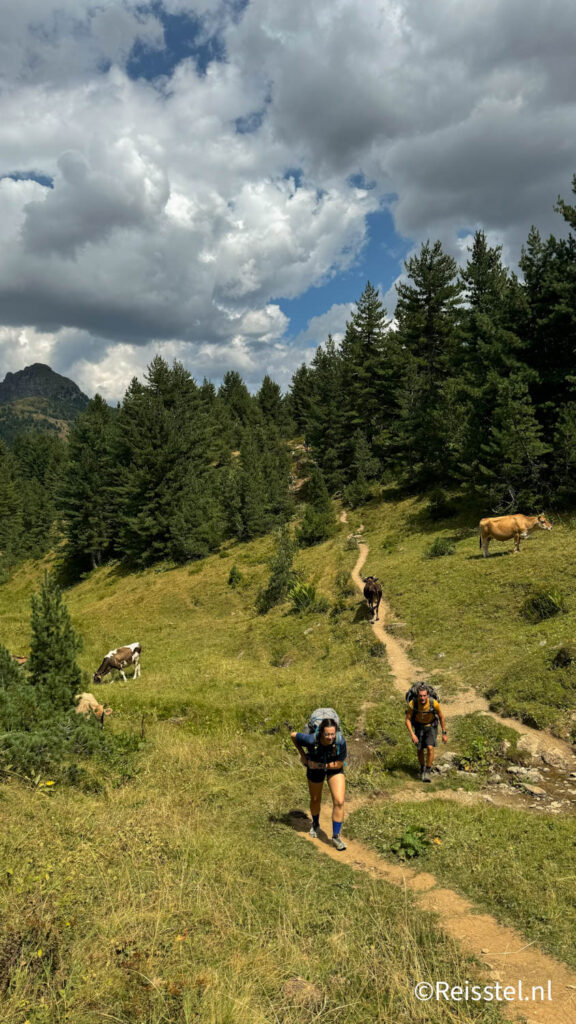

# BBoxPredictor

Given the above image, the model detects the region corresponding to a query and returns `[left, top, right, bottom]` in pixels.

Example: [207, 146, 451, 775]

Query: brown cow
[362, 576, 382, 622]
[74, 692, 112, 727]
[478, 514, 552, 558]
[93, 642, 141, 684]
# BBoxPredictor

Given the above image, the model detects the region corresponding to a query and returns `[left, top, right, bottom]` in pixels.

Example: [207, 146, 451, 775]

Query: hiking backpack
[405, 684, 440, 724]
[307, 707, 345, 757]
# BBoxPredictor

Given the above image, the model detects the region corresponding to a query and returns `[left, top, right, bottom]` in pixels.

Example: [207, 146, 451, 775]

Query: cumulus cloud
[0, 0, 575, 399]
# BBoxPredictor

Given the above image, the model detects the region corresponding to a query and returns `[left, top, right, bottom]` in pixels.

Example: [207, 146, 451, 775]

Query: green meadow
[0, 495, 575, 1022]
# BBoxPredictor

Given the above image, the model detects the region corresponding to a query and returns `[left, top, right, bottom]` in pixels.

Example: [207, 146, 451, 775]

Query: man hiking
[405, 684, 447, 782]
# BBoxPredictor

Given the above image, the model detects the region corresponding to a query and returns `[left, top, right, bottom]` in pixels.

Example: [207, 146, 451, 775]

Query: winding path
[352, 539, 576, 767]
[290, 521, 576, 1022]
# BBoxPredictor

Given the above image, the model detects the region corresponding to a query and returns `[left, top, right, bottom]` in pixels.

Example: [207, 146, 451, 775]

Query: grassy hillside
[357, 494, 576, 734]
[0, 494, 575, 1022]
[0, 521, 505, 1024]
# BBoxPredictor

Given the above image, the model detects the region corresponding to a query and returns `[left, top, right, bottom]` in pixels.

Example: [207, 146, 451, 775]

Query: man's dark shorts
[415, 723, 438, 750]
[307, 767, 344, 783]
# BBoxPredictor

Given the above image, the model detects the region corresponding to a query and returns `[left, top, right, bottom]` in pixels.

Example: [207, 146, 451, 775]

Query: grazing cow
[362, 576, 383, 622]
[11, 655, 28, 666]
[478, 514, 552, 558]
[93, 642, 141, 684]
[74, 692, 112, 727]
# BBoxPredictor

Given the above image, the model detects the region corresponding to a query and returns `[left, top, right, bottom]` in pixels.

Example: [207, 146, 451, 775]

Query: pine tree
[339, 282, 399, 476]
[297, 465, 337, 546]
[218, 371, 259, 445]
[62, 395, 116, 571]
[235, 426, 268, 540]
[456, 231, 527, 490]
[169, 468, 224, 561]
[257, 375, 285, 431]
[287, 363, 314, 434]
[0, 442, 22, 566]
[342, 431, 378, 508]
[28, 572, 82, 711]
[255, 525, 297, 613]
[395, 240, 463, 485]
[552, 403, 576, 505]
[115, 358, 220, 565]
[302, 337, 348, 490]
[520, 188, 576, 424]
[12, 433, 68, 558]
[478, 376, 550, 509]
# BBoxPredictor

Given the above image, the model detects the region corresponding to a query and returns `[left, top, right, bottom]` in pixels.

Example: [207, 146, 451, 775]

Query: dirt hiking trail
[351, 539, 576, 768]
[290, 519, 576, 1022]
[290, 808, 576, 1024]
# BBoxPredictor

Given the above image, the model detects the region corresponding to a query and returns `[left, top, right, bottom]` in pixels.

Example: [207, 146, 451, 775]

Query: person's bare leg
[327, 773, 345, 825]
[307, 779, 324, 834]
[327, 773, 347, 849]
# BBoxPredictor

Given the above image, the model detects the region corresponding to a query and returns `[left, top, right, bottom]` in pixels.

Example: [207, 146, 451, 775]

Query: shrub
[452, 714, 520, 772]
[0, 577, 140, 784]
[342, 475, 371, 509]
[255, 526, 297, 614]
[390, 825, 431, 860]
[296, 508, 337, 546]
[427, 488, 457, 521]
[227, 564, 243, 588]
[289, 581, 329, 614]
[381, 535, 399, 554]
[424, 536, 455, 559]
[519, 587, 566, 623]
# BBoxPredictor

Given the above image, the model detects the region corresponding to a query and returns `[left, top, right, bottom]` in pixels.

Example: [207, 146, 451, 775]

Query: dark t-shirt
[295, 732, 347, 765]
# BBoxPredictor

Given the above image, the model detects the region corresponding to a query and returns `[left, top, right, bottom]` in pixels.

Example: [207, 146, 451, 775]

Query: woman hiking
[291, 715, 347, 850]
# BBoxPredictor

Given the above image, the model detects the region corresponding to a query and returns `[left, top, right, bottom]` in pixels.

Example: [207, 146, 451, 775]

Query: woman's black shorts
[306, 767, 344, 783]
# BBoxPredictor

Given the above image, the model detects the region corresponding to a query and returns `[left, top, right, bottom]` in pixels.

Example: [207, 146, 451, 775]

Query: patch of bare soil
[289, 808, 576, 1024]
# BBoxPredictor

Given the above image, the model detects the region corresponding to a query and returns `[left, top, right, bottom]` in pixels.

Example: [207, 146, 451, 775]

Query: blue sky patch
[277, 208, 409, 339]
[2, 171, 54, 189]
[127, 3, 226, 80]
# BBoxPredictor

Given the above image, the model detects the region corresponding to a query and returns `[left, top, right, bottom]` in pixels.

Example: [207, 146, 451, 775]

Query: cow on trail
[93, 642, 141, 684]
[75, 692, 112, 727]
[362, 576, 382, 622]
[478, 514, 552, 558]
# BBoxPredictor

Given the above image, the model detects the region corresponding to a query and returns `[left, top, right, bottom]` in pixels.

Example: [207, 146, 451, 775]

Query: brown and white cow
[478, 514, 552, 558]
[74, 692, 112, 727]
[93, 642, 141, 684]
[362, 576, 383, 622]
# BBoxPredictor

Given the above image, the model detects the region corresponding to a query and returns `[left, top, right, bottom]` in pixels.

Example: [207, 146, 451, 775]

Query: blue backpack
[307, 707, 345, 757]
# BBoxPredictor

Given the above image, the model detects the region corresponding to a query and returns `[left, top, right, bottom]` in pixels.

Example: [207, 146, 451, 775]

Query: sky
[0, 0, 575, 401]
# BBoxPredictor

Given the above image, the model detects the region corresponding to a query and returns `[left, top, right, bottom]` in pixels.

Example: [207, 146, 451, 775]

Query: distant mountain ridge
[0, 363, 89, 443]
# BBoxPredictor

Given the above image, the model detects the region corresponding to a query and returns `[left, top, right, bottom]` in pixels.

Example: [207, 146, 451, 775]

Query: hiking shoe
[309, 826, 318, 838]
[332, 835, 347, 851]
[422, 769, 431, 783]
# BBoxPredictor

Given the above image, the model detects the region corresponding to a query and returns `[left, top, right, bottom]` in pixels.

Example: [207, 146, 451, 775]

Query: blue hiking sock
[332, 821, 342, 838]
[312, 815, 320, 829]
